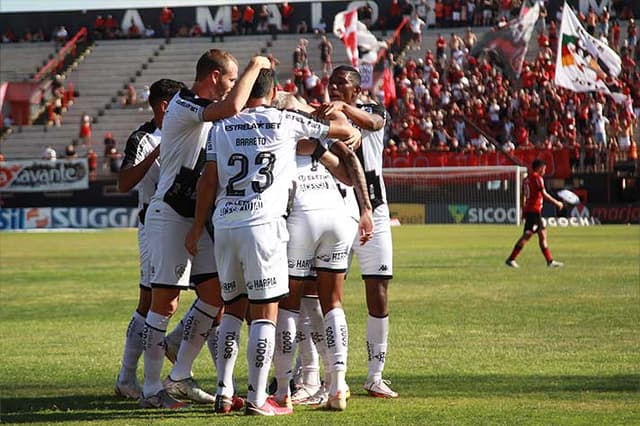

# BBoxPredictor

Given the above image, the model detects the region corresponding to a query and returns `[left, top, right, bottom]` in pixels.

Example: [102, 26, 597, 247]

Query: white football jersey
[207, 105, 330, 229]
[151, 88, 213, 217]
[353, 103, 388, 210]
[121, 120, 161, 209]
[292, 154, 345, 213]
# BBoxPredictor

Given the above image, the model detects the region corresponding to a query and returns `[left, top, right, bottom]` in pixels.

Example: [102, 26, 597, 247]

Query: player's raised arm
[202, 55, 272, 122]
[185, 161, 218, 256]
[318, 100, 384, 131]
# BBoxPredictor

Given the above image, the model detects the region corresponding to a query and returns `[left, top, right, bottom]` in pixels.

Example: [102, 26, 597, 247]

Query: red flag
[382, 67, 396, 109]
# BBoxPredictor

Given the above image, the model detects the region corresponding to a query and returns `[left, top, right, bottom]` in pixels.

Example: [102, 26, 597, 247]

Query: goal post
[383, 166, 528, 225]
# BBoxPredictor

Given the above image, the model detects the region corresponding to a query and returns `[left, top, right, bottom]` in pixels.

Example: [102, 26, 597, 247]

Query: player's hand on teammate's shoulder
[316, 101, 346, 118]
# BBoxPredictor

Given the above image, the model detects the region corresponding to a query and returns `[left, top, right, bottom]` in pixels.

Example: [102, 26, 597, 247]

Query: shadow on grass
[383, 373, 640, 397]
[2, 374, 638, 423]
[0, 395, 216, 423]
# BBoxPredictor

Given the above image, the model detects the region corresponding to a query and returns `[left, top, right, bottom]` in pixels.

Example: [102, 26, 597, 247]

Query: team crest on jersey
[175, 264, 187, 280]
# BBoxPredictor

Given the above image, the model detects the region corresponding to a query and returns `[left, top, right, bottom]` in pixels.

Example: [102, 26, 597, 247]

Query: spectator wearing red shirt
[231, 6, 241, 35]
[280, 2, 294, 33]
[94, 15, 105, 39]
[610, 20, 620, 51]
[506, 159, 564, 268]
[105, 15, 118, 39]
[160, 7, 174, 38]
[436, 34, 446, 60]
[242, 5, 255, 35]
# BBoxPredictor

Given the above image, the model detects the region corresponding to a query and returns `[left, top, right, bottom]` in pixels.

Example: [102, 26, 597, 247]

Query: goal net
[383, 166, 528, 225]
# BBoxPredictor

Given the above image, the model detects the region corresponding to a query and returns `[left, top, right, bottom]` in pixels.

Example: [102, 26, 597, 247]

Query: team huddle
[114, 49, 397, 416]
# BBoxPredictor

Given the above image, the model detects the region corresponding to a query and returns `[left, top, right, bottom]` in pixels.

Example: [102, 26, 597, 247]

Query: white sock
[170, 299, 219, 381]
[274, 308, 298, 398]
[324, 308, 348, 395]
[164, 300, 196, 351]
[165, 319, 184, 350]
[206, 324, 219, 367]
[118, 311, 145, 384]
[142, 311, 170, 397]
[297, 298, 320, 387]
[216, 314, 243, 398]
[366, 315, 389, 382]
[304, 296, 330, 386]
[247, 320, 276, 407]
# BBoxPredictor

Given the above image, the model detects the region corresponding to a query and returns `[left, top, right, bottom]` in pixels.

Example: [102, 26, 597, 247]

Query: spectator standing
[122, 84, 138, 107]
[410, 11, 426, 50]
[103, 131, 116, 168]
[160, 7, 175, 38]
[242, 5, 255, 35]
[108, 147, 122, 173]
[78, 113, 92, 146]
[281, 2, 294, 33]
[87, 149, 97, 180]
[257, 5, 271, 33]
[592, 103, 610, 149]
[231, 6, 241, 35]
[319, 35, 333, 74]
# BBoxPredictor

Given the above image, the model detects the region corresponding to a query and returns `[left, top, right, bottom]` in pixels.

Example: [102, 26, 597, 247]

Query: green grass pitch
[1, 225, 638, 425]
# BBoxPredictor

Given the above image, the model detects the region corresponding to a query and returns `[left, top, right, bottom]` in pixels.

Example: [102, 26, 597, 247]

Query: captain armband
[311, 143, 327, 160]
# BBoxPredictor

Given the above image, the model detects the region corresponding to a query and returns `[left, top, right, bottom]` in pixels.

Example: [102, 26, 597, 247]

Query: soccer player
[315, 65, 398, 399]
[114, 78, 186, 400]
[185, 68, 364, 416]
[141, 50, 271, 409]
[506, 159, 564, 268]
[270, 93, 373, 411]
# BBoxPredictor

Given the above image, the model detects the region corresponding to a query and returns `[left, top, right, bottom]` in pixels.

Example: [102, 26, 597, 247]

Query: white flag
[554, 3, 622, 96]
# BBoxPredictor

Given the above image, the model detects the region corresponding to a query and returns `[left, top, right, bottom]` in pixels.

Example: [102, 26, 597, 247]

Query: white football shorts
[138, 223, 151, 289]
[351, 203, 393, 279]
[215, 218, 290, 303]
[287, 209, 358, 278]
[146, 199, 217, 289]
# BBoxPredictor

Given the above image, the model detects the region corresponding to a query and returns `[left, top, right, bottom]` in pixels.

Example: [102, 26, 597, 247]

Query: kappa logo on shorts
[378, 264, 389, 272]
[175, 264, 186, 280]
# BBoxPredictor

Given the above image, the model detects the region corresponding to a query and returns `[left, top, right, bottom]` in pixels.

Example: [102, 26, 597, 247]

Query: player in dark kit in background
[506, 159, 564, 268]
[114, 78, 186, 400]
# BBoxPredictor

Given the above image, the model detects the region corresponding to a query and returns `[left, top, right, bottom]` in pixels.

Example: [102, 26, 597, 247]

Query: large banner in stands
[0, 207, 139, 230]
[0, 159, 89, 193]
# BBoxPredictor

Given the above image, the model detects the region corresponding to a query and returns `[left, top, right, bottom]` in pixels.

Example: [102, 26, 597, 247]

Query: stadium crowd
[2, 1, 638, 177]
[274, 2, 640, 174]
